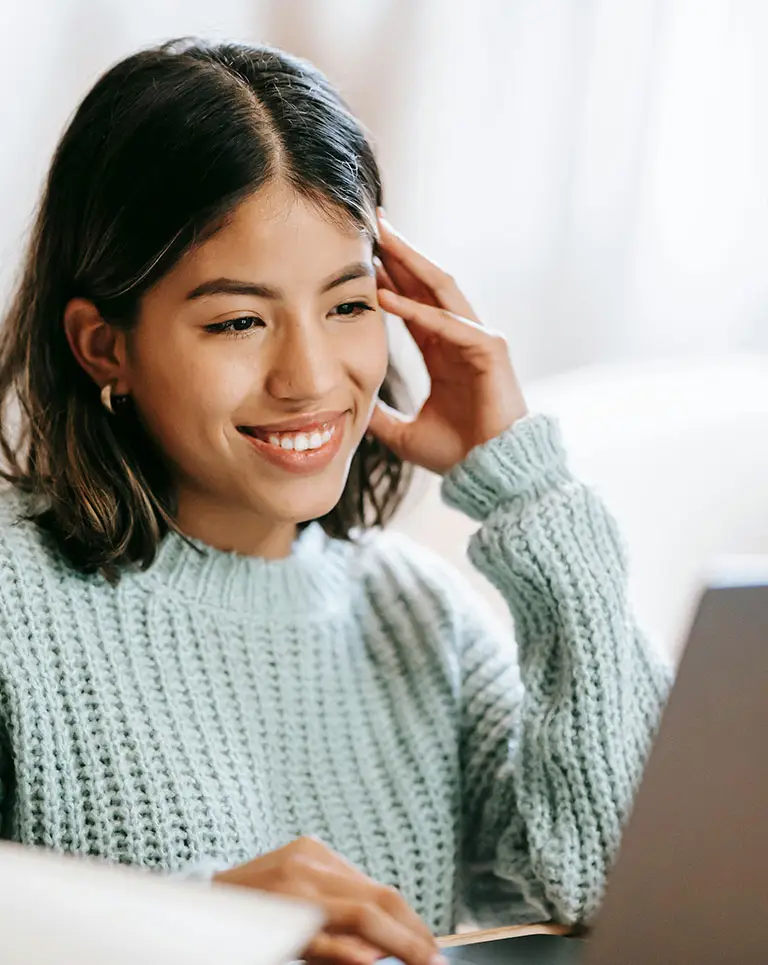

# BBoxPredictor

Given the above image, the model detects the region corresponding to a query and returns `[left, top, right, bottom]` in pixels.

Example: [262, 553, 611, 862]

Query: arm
[443, 414, 672, 926]
[369, 214, 671, 927]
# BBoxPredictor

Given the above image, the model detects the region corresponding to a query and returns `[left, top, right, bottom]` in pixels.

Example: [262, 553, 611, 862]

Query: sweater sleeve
[441, 414, 672, 926]
[169, 856, 232, 883]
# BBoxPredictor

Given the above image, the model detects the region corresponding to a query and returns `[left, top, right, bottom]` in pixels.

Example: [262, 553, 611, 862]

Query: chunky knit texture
[0, 415, 669, 932]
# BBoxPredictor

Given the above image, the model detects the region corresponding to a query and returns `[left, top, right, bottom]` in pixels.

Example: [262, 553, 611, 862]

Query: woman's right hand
[213, 837, 442, 965]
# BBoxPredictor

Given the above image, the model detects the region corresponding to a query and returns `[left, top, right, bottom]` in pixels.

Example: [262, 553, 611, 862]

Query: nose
[264, 316, 341, 404]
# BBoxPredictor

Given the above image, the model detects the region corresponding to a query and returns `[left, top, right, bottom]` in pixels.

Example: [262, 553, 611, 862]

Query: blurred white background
[2, 0, 768, 377]
[1, 0, 767, 653]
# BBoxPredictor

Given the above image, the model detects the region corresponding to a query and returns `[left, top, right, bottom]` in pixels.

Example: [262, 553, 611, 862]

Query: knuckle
[304, 936, 329, 961]
[295, 834, 323, 855]
[376, 884, 404, 914]
[274, 853, 306, 885]
[282, 841, 322, 874]
[352, 901, 379, 932]
[489, 332, 509, 353]
[402, 935, 432, 965]
[285, 850, 308, 871]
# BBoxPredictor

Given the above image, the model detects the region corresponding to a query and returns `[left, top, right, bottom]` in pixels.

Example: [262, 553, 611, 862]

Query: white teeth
[260, 423, 337, 451]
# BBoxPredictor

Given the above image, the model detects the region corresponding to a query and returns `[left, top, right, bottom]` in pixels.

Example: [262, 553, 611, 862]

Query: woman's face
[124, 181, 389, 552]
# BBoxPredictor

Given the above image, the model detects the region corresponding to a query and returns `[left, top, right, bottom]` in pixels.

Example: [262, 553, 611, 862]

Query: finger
[376, 214, 447, 308]
[326, 899, 439, 965]
[376, 211, 478, 321]
[307, 933, 383, 965]
[294, 837, 380, 886]
[377, 288, 486, 349]
[367, 399, 413, 455]
[282, 838, 436, 951]
[298, 841, 435, 948]
[378, 248, 438, 308]
[374, 257, 398, 293]
[373, 884, 437, 949]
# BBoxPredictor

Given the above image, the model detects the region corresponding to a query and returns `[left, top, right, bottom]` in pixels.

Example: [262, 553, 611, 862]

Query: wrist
[442, 413, 570, 521]
[172, 856, 233, 885]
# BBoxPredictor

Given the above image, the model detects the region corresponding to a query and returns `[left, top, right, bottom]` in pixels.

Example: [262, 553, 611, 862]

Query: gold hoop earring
[100, 383, 115, 415]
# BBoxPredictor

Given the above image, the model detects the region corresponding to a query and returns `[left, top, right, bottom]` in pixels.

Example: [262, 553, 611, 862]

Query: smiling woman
[59, 182, 393, 558]
[0, 39, 409, 572]
[0, 37, 669, 965]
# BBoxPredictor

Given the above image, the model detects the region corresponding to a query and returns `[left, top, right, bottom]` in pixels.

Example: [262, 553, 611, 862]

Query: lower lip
[239, 415, 348, 475]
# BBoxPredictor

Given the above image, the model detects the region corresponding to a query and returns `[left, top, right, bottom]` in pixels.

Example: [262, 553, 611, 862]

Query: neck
[174, 490, 298, 559]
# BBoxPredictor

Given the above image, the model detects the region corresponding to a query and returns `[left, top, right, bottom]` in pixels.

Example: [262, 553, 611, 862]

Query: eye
[331, 301, 375, 320]
[204, 316, 264, 338]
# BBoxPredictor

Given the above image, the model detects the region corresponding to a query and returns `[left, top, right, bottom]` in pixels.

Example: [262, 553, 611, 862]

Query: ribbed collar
[135, 523, 354, 619]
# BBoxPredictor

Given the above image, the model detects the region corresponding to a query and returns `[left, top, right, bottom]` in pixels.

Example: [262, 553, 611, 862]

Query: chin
[252, 482, 347, 527]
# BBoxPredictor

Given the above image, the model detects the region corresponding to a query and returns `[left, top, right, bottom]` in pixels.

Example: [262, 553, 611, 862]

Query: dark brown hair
[0, 38, 412, 581]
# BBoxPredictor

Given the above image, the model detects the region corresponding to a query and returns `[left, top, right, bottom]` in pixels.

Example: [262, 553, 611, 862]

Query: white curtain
[1, 0, 766, 382]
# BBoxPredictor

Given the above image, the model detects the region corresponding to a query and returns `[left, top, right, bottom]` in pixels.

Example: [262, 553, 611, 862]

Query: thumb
[367, 399, 413, 455]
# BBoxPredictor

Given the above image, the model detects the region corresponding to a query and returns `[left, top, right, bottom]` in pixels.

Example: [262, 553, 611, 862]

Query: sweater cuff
[440, 413, 570, 521]
[170, 856, 231, 885]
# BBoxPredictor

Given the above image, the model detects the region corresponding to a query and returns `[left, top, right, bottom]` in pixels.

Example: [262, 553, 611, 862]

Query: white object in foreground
[0, 842, 324, 965]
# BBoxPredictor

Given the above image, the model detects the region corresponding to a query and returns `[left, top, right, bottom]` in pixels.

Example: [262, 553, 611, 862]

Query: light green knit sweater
[0, 415, 669, 932]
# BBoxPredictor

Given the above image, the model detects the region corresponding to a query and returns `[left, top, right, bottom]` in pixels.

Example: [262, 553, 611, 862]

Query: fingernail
[430, 955, 449, 965]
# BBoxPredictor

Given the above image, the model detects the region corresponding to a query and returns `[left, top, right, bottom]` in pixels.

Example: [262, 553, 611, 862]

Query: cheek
[127, 327, 256, 438]
[341, 314, 390, 392]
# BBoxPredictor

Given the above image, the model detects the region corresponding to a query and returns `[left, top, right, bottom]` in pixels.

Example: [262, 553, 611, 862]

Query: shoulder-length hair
[0, 38, 412, 581]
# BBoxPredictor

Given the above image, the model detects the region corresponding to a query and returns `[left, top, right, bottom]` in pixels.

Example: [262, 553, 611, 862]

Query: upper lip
[238, 410, 348, 434]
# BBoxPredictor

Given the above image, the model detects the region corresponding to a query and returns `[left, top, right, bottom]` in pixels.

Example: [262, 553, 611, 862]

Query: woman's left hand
[369, 211, 528, 474]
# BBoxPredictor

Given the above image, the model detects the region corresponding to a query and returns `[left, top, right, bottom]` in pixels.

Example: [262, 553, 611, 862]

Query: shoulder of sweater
[0, 486, 80, 610]
[0, 485, 50, 564]
[347, 526, 483, 626]
[351, 525, 464, 589]
[344, 528, 513, 684]
[337, 528, 476, 684]
[0, 488, 58, 682]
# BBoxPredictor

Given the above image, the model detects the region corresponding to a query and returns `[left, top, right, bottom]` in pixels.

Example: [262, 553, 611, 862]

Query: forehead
[178, 183, 374, 289]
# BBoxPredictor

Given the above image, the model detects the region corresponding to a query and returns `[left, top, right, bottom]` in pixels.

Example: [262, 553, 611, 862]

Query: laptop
[442, 561, 768, 965]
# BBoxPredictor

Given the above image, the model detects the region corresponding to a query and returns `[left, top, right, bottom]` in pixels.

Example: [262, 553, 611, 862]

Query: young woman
[0, 39, 669, 965]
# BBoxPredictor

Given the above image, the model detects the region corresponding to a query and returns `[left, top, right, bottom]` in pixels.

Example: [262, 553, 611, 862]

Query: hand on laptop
[213, 836, 442, 965]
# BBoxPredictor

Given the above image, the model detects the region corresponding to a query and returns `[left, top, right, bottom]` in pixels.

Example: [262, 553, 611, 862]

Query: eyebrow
[184, 261, 375, 301]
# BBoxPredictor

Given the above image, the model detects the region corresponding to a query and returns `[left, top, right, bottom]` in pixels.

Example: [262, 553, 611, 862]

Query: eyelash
[205, 302, 375, 338]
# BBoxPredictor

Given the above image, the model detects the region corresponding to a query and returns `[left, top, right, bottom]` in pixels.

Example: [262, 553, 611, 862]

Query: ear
[63, 298, 130, 394]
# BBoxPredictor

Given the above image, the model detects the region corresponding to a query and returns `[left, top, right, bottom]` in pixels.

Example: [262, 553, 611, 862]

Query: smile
[236, 413, 347, 475]
[241, 424, 337, 452]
